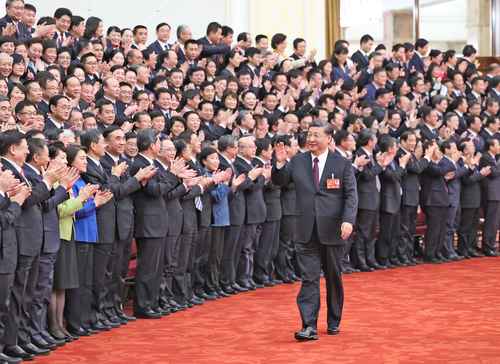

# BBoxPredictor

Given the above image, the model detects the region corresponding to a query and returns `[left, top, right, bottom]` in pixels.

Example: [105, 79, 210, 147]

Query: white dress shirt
[311, 149, 329, 181]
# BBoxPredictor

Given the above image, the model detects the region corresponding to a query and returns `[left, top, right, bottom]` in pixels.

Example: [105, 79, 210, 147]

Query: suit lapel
[302, 152, 316, 191]
[320, 152, 335, 188]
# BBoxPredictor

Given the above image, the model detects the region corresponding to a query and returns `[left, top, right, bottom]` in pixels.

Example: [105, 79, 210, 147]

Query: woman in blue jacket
[64, 144, 112, 336]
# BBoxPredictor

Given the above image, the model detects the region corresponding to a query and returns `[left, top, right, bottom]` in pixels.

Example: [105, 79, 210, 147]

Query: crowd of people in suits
[0, 0, 497, 359]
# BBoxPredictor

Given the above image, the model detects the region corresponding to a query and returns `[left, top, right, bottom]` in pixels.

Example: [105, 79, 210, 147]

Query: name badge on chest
[326, 173, 340, 189]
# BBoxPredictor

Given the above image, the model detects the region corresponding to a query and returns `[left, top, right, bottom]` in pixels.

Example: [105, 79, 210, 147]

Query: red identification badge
[326, 174, 340, 189]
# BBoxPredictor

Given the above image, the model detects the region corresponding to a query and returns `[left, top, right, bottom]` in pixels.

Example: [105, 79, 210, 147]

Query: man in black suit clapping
[272, 121, 358, 341]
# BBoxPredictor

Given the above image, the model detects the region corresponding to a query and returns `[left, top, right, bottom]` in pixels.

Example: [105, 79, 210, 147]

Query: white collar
[311, 148, 329, 162]
[2, 157, 23, 173]
[139, 153, 155, 165]
[88, 155, 101, 167]
[106, 152, 120, 164]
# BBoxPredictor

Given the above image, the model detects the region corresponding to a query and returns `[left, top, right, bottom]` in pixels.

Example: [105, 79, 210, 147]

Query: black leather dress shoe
[368, 262, 384, 270]
[31, 337, 56, 350]
[290, 274, 301, 282]
[216, 289, 231, 298]
[231, 283, 248, 292]
[0, 352, 22, 363]
[294, 327, 319, 341]
[117, 310, 136, 321]
[67, 326, 89, 337]
[4, 346, 35, 361]
[426, 258, 442, 264]
[199, 292, 218, 300]
[222, 286, 236, 294]
[189, 297, 204, 305]
[272, 279, 283, 285]
[101, 318, 120, 328]
[153, 307, 170, 316]
[90, 321, 110, 331]
[19, 343, 50, 356]
[263, 280, 275, 287]
[484, 250, 498, 257]
[327, 327, 340, 335]
[244, 283, 256, 291]
[134, 309, 162, 319]
[359, 265, 374, 272]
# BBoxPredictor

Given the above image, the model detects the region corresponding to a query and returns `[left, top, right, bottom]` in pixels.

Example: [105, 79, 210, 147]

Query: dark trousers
[206, 227, 225, 292]
[482, 201, 500, 252]
[352, 209, 378, 267]
[91, 243, 113, 323]
[275, 216, 297, 280]
[376, 211, 400, 265]
[29, 252, 57, 339]
[193, 226, 211, 295]
[4, 254, 39, 346]
[107, 235, 132, 313]
[254, 220, 280, 284]
[296, 225, 343, 330]
[0, 272, 15, 352]
[66, 244, 93, 330]
[160, 233, 180, 304]
[441, 205, 459, 258]
[424, 206, 448, 260]
[220, 225, 241, 288]
[134, 238, 163, 312]
[457, 207, 480, 255]
[236, 223, 257, 286]
[173, 231, 195, 304]
[400, 205, 417, 259]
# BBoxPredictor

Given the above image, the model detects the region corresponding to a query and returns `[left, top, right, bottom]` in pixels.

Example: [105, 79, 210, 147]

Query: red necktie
[312, 157, 319, 189]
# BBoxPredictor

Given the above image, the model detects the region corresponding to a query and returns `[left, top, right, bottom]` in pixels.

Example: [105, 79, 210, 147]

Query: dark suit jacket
[440, 157, 468, 207]
[0, 16, 32, 41]
[0, 194, 21, 274]
[129, 154, 172, 239]
[101, 154, 141, 241]
[355, 149, 381, 211]
[420, 160, 453, 207]
[272, 151, 357, 246]
[234, 156, 266, 225]
[24, 165, 69, 254]
[180, 159, 203, 234]
[253, 158, 281, 222]
[147, 40, 170, 55]
[218, 154, 245, 226]
[82, 157, 139, 243]
[479, 152, 500, 201]
[1, 158, 49, 256]
[408, 53, 425, 75]
[197, 37, 230, 58]
[379, 161, 405, 214]
[154, 161, 187, 237]
[397, 149, 428, 207]
[460, 164, 483, 209]
[418, 124, 439, 142]
[351, 50, 369, 71]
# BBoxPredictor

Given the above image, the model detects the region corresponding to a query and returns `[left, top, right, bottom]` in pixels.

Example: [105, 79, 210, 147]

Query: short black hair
[26, 137, 47, 163]
[0, 130, 27, 156]
[54, 7, 72, 19]
[136, 128, 158, 152]
[80, 129, 102, 151]
[206, 22, 221, 36]
[360, 34, 374, 44]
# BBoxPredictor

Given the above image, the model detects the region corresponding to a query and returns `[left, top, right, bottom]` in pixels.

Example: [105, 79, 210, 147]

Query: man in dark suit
[0, 0, 33, 41]
[147, 22, 172, 55]
[44, 95, 72, 136]
[101, 126, 155, 323]
[457, 140, 489, 257]
[80, 129, 152, 327]
[197, 22, 230, 60]
[438, 141, 468, 261]
[376, 136, 409, 267]
[23, 139, 75, 350]
[53, 8, 72, 48]
[272, 121, 357, 340]
[234, 136, 266, 290]
[253, 138, 281, 286]
[130, 129, 175, 318]
[0, 170, 30, 364]
[0, 131, 60, 360]
[408, 38, 429, 75]
[479, 139, 500, 256]
[217, 135, 248, 294]
[418, 106, 439, 142]
[351, 34, 373, 71]
[420, 142, 453, 263]
[155, 138, 193, 311]
[352, 130, 386, 271]
[398, 131, 429, 264]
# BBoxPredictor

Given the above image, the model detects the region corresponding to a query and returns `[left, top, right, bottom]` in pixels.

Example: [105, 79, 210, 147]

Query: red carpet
[35, 258, 500, 364]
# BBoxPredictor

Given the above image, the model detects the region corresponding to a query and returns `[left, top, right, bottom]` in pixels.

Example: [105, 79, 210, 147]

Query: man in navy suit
[272, 121, 358, 341]
[351, 34, 373, 71]
[0, 0, 33, 41]
[438, 141, 468, 261]
[23, 139, 76, 350]
[408, 38, 429, 75]
[147, 22, 172, 55]
[53, 8, 72, 48]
